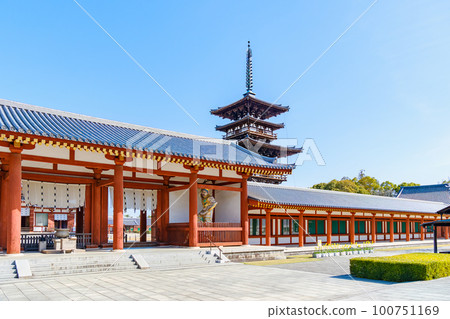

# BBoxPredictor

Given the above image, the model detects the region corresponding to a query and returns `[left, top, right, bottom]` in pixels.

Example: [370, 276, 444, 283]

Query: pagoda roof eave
[215, 115, 285, 132]
[210, 95, 289, 119]
[239, 137, 303, 157]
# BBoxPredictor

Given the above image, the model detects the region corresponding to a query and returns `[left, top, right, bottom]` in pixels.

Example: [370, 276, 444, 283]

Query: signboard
[21, 207, 30, 217]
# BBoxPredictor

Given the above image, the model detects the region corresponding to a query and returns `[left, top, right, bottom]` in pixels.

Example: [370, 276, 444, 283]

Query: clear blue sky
[1, 0, 449, 187]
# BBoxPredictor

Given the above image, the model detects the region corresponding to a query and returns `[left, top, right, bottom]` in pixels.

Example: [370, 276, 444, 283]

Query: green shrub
[350, 253, 450, 282]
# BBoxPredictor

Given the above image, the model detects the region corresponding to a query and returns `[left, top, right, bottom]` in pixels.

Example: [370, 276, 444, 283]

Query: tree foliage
[312, 170, 425, 197]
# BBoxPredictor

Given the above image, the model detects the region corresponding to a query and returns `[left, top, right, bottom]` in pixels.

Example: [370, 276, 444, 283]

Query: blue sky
[1, 0, 449, 187]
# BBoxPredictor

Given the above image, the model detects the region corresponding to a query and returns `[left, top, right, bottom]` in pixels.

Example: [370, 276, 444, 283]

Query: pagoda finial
[245, 41, 255, 96]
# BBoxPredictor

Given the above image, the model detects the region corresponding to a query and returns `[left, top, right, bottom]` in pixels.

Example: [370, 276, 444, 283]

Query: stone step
[31, 266, 140, 277]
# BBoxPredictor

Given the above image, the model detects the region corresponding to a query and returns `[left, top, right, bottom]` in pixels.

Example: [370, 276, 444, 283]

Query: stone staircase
[0, 260, 17, 281]
[0, 248, 228, 281]
[140, 249, 226, 271]
[28, 253, 139, 278]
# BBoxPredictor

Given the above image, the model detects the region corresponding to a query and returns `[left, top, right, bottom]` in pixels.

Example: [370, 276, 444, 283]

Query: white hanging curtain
[109, 187, 157, 211]
[21, 180, 86, 209]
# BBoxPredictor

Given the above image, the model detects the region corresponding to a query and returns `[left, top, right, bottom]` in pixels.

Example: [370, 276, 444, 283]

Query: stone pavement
[1, 246, 450, 301]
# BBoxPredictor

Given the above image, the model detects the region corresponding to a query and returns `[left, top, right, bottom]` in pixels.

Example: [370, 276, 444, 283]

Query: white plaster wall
[222, 170, 241, 179]
[249, 238, 260, 245]
[377, 235, 384, 240]
[169, 190, 190, 223]
[278, 237, 290, 244]
[214, 190, 240, 223]
[23, 144, 69, 159]
[292, 237, 299, 244]
[340, 235, 349, 241]
[22, 160, 53, 169]
[75, 149, 111, 164]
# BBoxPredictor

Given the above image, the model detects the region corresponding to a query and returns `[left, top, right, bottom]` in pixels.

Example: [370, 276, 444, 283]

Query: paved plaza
[0, 244, 450, 301]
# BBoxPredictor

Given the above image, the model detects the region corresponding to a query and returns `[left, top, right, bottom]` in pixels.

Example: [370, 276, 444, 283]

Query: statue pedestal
[54, 237, 77, 253]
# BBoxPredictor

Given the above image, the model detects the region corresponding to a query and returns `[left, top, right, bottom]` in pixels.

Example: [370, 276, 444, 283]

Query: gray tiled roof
[248, 183, 447, 214]
[397, 184, 450, 204]
[0, 99, 292, 170]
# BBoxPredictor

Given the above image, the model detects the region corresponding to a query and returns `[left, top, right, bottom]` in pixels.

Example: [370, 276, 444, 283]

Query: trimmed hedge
[350, 253, 450, 282]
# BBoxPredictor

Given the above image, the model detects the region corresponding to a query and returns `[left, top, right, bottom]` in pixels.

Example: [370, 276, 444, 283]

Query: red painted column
[92, 184, 101, 245]
[390, 214, 394, 242]
[445, 218, 449, 240]
[113, 159, 124, 250]
[265, 209, 271, 246]
[349, 212, 355, 244]
[161, 177, 170, 242]
[298, 210, 304, 247]
[7, 148, 22, 254]
[155, 190, 162, 242]
[84, 185, 92, 234]
[100, 187, 109, 245]
[420, 216, 425, 241]
[188, 168, 199, 247]
[406, 215, 410, 242]
[371, 214, 377, 243]
[140, 210, 147, 243]
[0, 166, 9, 250]
[326, 211, 332, 244]
[240, 175, 249, 245]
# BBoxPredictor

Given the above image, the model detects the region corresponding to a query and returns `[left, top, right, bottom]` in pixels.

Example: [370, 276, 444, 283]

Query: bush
[350, 253, 450, 282]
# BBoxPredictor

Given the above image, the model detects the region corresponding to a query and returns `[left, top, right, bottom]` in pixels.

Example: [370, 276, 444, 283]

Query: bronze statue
[199, 188, 217, 223]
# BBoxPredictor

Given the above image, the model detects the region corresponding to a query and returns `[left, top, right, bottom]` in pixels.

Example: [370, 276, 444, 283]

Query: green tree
[312, 179, 369, 194]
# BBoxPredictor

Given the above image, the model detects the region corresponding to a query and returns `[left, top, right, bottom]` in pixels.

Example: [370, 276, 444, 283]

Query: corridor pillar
[7, 147, 22, 254]
[188, 168, 199, 247]
[113, 158, 124, 250]
[240, 174, 249, 245]
[326, 211, 332, 245]
[371, 214, 376, 243]
[349, 212, 355, 244]
[406, 215, 410, 242]
[265, 209, 271, 246]
[298, 210, 304, 247]
[389, 214, 394, 243]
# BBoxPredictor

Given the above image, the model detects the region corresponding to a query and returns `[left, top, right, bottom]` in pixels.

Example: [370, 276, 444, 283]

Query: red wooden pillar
[240, 174, 249, 245]
[371, 214, 377, 243]
[155, 190, 162, 242]
[188, 168, 199, 247]
[405, 215, 410, 242]
[161, 176, 170, 242]
[7, 147, 22, 254]
[140, 209, 147, 243]
[445, 218, 449, 240]
[92, 184, 101, 245]
[298, 210, 304, 247]
[349, 212, 355, 244]
[390, 214, 394, 242]
[113, 159, 124, 250]
[265, 209, 271, 246]
[100, 187, 109, 245]
[84, 185, 92, 234]
[326, 211, 332, 244]
[0, 165, 9, 250]
[420, 216, 425, 240]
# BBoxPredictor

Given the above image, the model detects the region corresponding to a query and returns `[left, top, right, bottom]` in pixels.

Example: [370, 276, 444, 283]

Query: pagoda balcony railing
[225, 128, 277, 139]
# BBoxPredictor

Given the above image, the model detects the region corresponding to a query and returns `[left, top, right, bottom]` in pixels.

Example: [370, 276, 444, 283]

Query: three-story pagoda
[211, 42, 301, 184]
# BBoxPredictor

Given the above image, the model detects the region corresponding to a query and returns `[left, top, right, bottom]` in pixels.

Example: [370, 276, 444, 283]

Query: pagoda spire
[245, 41, 255, 96]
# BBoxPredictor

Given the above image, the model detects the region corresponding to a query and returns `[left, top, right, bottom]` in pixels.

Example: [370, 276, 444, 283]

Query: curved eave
[0, 130, 294, 174]
[248, 197, 441, 215]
